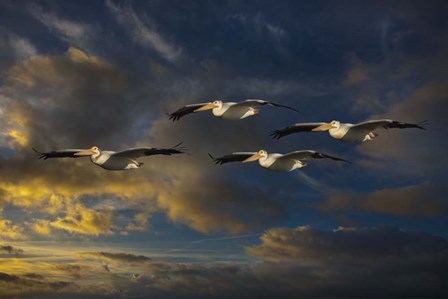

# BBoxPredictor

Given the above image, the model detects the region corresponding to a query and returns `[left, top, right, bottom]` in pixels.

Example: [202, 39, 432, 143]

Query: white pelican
[209, 149, 348, 172]
[271, 119, 427, 142]
[168, 99, 298, 121]
[33, 143, 187, 171]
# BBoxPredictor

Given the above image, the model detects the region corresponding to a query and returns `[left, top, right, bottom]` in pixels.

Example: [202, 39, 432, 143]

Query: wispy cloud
[296, 171, 334, 194]
[105, 0, 181, 62]
[0, 28, 37, 59]
[0, 244, 24, 256]
[79, 251, 151, 263]
[28, 5, 94, 51]
[1, 227, 447, 298]
[229, 12, 287, 40]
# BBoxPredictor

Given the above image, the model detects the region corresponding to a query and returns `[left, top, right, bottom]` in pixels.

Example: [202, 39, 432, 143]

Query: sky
[0, 0, 447, 297]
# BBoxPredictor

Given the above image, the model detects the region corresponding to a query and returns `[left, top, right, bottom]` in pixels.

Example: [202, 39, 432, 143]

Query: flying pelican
[271, 119, 427, 142]
[33, 142, 187, 171]
[209, 149, 348, 172]
[168, 99, 298, 121]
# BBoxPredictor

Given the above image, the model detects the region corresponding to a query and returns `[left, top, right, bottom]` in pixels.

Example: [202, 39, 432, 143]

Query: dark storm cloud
[5, 47, 133, 148]
[1, 226, 447, 298]
[0, 272, 19, 282]
[0, 0, 445, 239]
[0, 244, 24, 256]
[0, 27, 36, 80]
[246, 226, 448, 298]
[80, 251, 151, 263]
[321, 182, 448, 216]
[0, 46, 291, 236]
[0, 272, 77, 298]
[248, 225, 448, 260]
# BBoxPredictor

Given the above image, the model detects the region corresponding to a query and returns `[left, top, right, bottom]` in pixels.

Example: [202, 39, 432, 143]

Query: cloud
[246, 225, 448, 297]
[356, 79, 447, 175]
[0, 28, 37, 60]
[50, 204, 114, 236]
[105, 0, 181, 62]
[0, 48, 158, 238]
[342, 52, 371, 86]
[1, 226, 447, 298]
[0, 48, 288, 239]
[320, 182, 447, 216]
[0, 219, 25, 240]
[229, 12, 287, 40]
[28, 5, 95, 52]
[79, 251, 151, 263]
[0, 28, 37, 81]
[31, 220, 53, 236]
[0, 244, 24, 256]
[248, 225, 448, 261]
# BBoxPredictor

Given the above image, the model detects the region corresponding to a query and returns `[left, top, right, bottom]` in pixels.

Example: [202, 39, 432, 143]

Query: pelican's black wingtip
[166, 113, 179, 122]
[172, 142, 189, 155]
[208, 153, 222, 165]
[32, 147, 46, 159]
[269, 131, 282, 140]
[417, 120, 429, 130]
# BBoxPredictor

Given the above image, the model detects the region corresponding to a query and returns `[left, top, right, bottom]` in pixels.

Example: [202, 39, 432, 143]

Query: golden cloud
[50, 204, 114, 236]
[0, 219, 25, 240]
[0, 46, 285, 240]
[30, 220, 53, 236]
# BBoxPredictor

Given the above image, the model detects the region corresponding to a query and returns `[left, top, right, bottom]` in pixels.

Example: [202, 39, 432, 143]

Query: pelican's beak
[194, 103, 217, 112]
[312, 123, 333, 131]
[74, 149, 95, 156]
[243, 153, 263, 163]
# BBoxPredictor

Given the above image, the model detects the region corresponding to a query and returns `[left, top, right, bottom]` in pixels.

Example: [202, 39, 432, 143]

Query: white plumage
[33, 143, 187, 171]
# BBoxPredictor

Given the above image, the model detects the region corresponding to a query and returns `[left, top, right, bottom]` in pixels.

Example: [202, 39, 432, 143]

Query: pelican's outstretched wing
[112, 142, 188, 159]
[352, 119, 427, 131]
[270, 122, 327, 139]
[32, 148, 89, 160]
[279, 150, 349, 162]
[167, 103, 211, 121]
[209, 152, 257, 165]
[232, 99, 299, 113]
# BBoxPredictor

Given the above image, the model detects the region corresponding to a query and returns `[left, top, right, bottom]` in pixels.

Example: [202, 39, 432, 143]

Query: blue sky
[0, 0, 447, 297]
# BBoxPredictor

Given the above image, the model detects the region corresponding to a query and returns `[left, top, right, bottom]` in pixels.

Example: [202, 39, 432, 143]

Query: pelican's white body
[258, 153, 306, 172]
[328, 123, 376, 142]
[212, 102, 259, 120]
[328, 121, 378, 142]
[90, 151, 141, 170]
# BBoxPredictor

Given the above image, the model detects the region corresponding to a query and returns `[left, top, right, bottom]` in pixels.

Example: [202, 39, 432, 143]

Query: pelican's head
[74, 146, 101, 157]
[243, 149, 268, 163]
[312, 120, 340, 131]
[194, 100, 222, 112]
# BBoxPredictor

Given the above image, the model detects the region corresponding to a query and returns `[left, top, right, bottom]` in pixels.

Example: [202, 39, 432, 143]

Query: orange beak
[243, 152, 263, 163]
[74, 149, 96, 156]
[312, 123, 333, 131]
[194, 103, 217, 112]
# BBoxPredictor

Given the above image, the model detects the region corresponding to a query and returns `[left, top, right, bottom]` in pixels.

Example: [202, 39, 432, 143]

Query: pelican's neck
[212, 103, 230, 117]
[90, 151, 102, 162]
[329, 124, 351, 139]
[258, 155, 273, 168]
